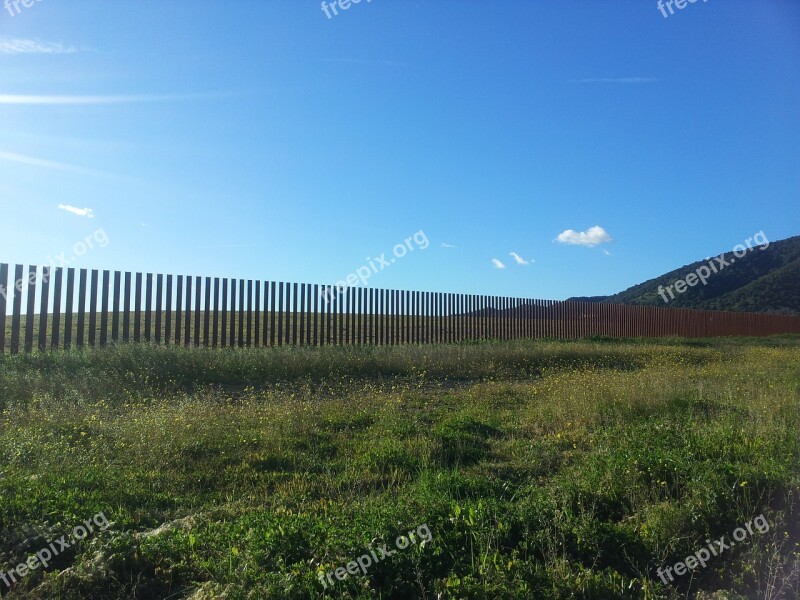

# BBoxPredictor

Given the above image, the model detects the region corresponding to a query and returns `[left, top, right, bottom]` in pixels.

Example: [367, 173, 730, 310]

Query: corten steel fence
[1, 263, 799, 353]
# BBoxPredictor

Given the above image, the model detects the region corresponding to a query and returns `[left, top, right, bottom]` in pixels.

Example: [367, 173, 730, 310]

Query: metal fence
[1, 263, 799, 353]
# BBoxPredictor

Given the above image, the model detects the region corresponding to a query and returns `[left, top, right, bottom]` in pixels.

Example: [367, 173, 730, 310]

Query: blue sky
[0, 0, 798, 300]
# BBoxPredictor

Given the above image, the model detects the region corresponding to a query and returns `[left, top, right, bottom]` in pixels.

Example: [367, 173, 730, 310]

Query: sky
[0, 0, 798, 301]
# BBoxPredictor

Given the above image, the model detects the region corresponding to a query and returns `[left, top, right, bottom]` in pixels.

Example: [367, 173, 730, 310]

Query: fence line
[0, 262, 798, 353]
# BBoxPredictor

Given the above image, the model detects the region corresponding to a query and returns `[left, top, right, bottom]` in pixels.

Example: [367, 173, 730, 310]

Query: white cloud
[441, 242, 456, 248]
[0, 38, 80, 55]
[491, 258, 506, 269]
[0, 93, 227, 105]
[0, 150, 108, 177]
[509, 251, 531, 265]
[58, 204, 94, 218]
[556, 225, 612, 247]
[602, 249, 612, 256]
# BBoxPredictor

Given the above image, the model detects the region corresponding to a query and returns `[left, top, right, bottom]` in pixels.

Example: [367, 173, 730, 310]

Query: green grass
[1, 337, 799, 599]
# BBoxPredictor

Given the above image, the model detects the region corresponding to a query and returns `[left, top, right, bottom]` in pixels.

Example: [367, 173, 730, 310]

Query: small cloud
[57, 204, 94, 218]
[0, 150, 109, 177]
[0, 38, 80, 55]
[491, 258, 506, 269]
[556, 225, 612, 247]
[0, 93, 230, 105]
[569, 77, 657, 84]
[602, 249, 612, 256]
[441, 242, 456, 249]
[509, 251, 531, 265]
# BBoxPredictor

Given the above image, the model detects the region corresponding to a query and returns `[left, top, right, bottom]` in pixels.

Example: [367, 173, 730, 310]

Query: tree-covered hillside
[570, 235, 800, 315]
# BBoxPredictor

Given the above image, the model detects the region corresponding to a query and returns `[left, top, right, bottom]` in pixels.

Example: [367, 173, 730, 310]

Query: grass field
[1, 337, 799, 599]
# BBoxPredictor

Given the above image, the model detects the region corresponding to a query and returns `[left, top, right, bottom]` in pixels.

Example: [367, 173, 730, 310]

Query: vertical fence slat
[343, 286, 349, 346]
[254, 279, 260, 347]
[112, 271, 121, 343]
[87, 269, 98, 347]
[0, 264, 6, 354]
[299, 283, 306, 346]
[23, 266, 37, 352]
[385, 289, 389, 345]
[212, 278, 220, 348]
[313, 283, 324, 346]
[261, 281, 269, 346]
[195, 276, 202, 347]
[246, 279, 252, 348]
[230, 278, 237, 348]
[51, 268, 62, 350]
[430, 292, 436, 343]
[410, 290, 416, 344]
[292, 282, 298, 346]
[427, 291, 432, 344]
[356, 287, 362, 345]
[396, 289, 401, 345]
[184, 275, 192, 347]
[396, 289, 400, 345]
[399, 289, 404, 344]
[277, 282, 284, 347]
[175, 275, 183, 345]
[350, 287, 356, 345]
[331, 286, 337, 345]
[270, 281, 276, 346]
[368, 287, 374, 345]
[165, 275, 173, 346]
[198, 277, 211, 348]
[380, 288, 385, 345]
[306, 284, 313, 346]
[236, 279, 245, 348]
[343, 286, 349, 345]
[38, 267, 50, 351]
[155, 274, 163, 344]
[372, 289, 377, 345]
[141, 273, 151, 342]
[367, 288, 373, 345]
[400, 290, 406, 344]
[303, 283, 310, 346]
[75, 268, 87, 348]
[133, 272, 142, 343]
[100, 271, 110, 346]
[450, 293, 455, 343]
[385, 290, 394, 346]
[63, 268, 74, 350]
[221, 278, 228, 348]
[419, 291, 425, 344]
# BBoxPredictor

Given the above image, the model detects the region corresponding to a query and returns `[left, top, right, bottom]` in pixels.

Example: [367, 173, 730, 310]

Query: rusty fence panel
[1, 262, 800, 352]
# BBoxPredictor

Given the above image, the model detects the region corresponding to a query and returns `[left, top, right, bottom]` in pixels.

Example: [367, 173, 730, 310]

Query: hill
[570, 234, 800, 315]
